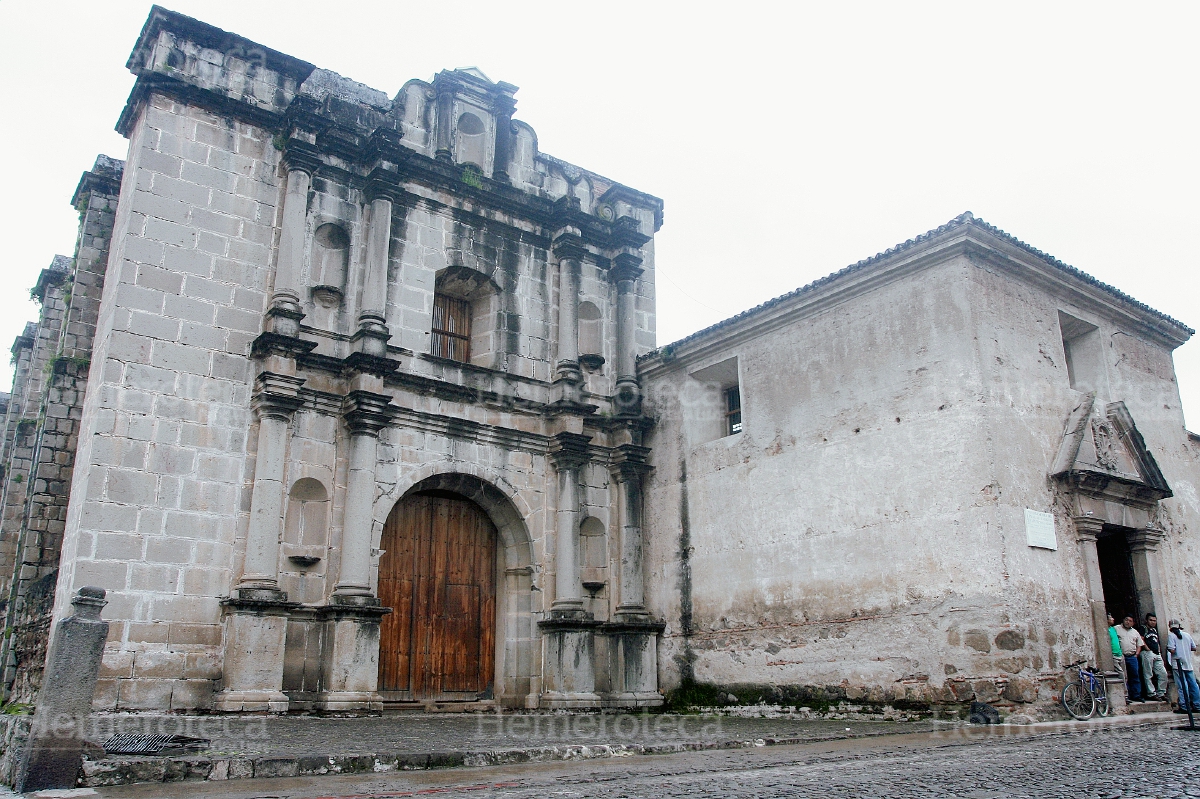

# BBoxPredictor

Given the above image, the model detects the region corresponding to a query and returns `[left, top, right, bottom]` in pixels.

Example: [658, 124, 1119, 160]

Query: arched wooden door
[377, 492, 497, 701]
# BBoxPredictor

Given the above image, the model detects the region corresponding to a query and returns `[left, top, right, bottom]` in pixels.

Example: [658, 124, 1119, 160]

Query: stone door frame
[374, 467, 537, 707]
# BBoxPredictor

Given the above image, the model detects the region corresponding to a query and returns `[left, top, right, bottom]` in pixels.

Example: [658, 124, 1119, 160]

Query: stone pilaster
[214, 371, 305, 714]
[318, 388, 394, 711]
[552, 228, 584, 398]
[1128, 527, 1168, 632]
[603, 444, 662, 707]
[549, 432, 590, 613]
[1073, 516, 1112, 671]
[492, 94, 516, 184]
[539, 432, 600, 708]
[333, 390, 393, 600]
[611, 249, 644, 415]
[237, 373, 305, 599]
[266, 152, 318, 337]
[434, 84, 455, 162]
[609, 444, 652, 616]
[354, 175, 397, 358]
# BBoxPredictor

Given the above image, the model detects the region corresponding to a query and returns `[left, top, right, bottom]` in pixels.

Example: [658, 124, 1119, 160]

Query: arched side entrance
[375, 472, 535, 706]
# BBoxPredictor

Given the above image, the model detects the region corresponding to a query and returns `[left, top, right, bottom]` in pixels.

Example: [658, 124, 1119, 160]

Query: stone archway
[375, 472, 536, 707]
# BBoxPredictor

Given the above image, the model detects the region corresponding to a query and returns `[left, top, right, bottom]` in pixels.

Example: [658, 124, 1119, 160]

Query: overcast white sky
[2, 2, 1197, 427]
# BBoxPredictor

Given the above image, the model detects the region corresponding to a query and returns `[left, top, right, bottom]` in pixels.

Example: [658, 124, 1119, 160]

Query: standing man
[1107, 613, 1123, 676]
[1167, 620, 1200, 713]
[1140, 613, 1168, 701]
[1116, 615, 1145, 702]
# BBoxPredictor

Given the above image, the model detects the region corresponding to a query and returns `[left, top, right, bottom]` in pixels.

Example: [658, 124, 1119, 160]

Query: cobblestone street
[72, 718, 1197, 799]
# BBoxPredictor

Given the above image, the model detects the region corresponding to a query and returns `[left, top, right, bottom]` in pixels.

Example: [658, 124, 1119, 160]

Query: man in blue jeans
[1167, 620, 1200, 712]
[1116, 616, 1145, 702]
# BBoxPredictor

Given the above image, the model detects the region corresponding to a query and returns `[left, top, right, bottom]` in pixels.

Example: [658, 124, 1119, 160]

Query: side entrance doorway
[377, 491, 498, 702]
[1097, 526, 1141, 624]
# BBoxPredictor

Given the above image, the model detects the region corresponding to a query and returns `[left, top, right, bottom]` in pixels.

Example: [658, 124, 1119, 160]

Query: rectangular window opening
[725, 386, 742, 436]
[432, 293, 471, 362]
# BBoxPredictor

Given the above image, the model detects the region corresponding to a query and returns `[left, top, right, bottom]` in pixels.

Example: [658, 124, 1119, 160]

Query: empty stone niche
[455, 110, 490, 171]
[280, 477, 330, 604]
[579, 515, 608, 597]
[578, 301, 604, 370]
[309, 222, 350, 331]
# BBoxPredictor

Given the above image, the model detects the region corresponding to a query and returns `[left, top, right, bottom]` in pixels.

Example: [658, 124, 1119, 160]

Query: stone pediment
[1051, 393, 1172, 506]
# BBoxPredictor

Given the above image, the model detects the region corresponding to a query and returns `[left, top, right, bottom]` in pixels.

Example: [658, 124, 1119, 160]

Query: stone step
[1127, 700, 1170, 714]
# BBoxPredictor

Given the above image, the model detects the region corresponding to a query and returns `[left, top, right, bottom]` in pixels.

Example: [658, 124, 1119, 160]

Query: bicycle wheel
[1062, 680, 1095, 720]
[1093, 678, 1110, 716]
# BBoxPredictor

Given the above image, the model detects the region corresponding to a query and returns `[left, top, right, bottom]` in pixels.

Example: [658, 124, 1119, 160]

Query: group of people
[1108, 612, 1200, 711]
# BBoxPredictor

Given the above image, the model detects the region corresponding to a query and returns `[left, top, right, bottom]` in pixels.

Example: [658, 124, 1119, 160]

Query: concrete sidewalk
[69, 710, 1177, 788]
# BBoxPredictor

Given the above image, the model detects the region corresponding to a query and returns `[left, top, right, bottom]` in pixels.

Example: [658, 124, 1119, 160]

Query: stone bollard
[13, 586, 108, 793]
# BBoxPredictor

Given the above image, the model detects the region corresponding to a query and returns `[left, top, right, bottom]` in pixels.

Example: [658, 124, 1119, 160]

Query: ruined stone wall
[0, 158, 123, 706]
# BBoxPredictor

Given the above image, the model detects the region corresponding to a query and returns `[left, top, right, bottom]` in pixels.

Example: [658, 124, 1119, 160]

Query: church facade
[0, 7, 1197, 717]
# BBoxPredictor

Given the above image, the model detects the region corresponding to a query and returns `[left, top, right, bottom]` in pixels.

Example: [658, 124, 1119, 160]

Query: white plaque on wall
[1025, 509, 1058, 550]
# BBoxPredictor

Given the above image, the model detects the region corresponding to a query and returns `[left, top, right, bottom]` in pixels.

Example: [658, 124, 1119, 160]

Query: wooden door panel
[378, 492, 497, 701]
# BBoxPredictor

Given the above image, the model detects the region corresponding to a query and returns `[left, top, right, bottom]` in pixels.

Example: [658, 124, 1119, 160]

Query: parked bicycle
[1061, 659, 1110, 720]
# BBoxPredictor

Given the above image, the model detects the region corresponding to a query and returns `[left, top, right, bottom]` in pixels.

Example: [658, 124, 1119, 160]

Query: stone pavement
[74, 711, 942, 786]
[15, 711, 1187, 798]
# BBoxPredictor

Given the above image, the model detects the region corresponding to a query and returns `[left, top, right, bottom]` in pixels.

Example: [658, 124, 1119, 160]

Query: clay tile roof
[644, 212, 1193, 358]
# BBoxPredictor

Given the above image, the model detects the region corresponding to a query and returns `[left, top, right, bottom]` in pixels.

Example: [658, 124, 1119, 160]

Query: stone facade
[639, 214, 1200, 713]
[2, 7, 1197, 720]
[0, 7, 662, 713]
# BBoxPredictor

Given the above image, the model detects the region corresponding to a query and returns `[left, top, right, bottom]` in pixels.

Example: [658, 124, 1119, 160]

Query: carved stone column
[354, 180, 395, 358]
[1128, 527, 1168, 630]
[267, 155, 317, 337]
[539, 432, 600, 708]
[604, 443, 664, 707]
[492, 94, 516, 184]
[237, 374, 305, 598]
[316, 388, 394, 711]
[215, 373, 304, 713]
[434, 84, 455, 162]
[611, 250, 643, 415]
[333, 390, 393, 600]
[553, 228, 584, 398]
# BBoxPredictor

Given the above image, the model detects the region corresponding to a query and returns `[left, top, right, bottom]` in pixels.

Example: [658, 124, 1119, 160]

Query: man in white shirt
[1116, 616, 1146, 702]
[1167, 620, 1200, 712]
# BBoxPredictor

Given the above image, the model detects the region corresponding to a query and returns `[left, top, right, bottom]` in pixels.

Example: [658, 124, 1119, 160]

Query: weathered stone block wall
[60, 94, 279, 711]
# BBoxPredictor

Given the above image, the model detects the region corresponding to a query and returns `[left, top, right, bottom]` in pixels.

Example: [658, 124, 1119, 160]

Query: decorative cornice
[282, 142, 323, 176]
[610, 249, 644, 283]
[1072, 514, 1105, 541]
[552, 226, 587, 261]
[344, 351, 401, 378]
[252, 372, 306, 421]
[343, 390, 395, 435]
[548, 431, 593, 471]
[608, 443, 652, 481]
[250, 331, 319, 361]
[1128, 527, 1166, 553]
